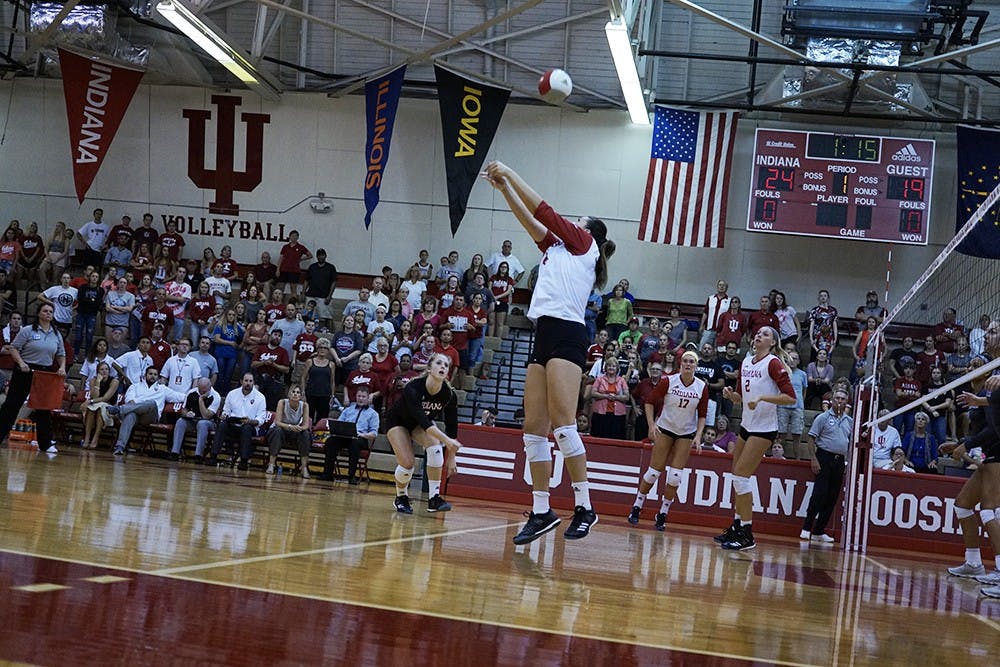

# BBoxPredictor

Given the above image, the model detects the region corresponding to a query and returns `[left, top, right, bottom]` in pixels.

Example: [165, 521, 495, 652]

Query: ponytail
[584, 217, 615, 289]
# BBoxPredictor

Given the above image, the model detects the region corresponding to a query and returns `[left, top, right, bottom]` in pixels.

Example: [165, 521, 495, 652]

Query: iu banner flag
[58, 48, 144, 203]
[363, 65, 406, 228]
[435, 65, 510, 236]
[637, 106, 739, 248]
[955, 125, 1000, 258]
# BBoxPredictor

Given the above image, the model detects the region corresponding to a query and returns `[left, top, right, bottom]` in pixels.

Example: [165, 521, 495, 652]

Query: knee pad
[425, 444, 444, 468]
[524, 434, 551, 463]
[642, 468, 661, 486]
[394, 465, 414, 486]
[981, 508, 997, 525]
[732, 475, 753, 496]
[553, 424, 586, 459]
[955, 506, 975, 520]
[666, 467, 683, 488]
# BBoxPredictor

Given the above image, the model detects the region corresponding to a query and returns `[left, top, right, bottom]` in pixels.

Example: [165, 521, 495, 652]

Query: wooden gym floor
[0, 447, 997, 666]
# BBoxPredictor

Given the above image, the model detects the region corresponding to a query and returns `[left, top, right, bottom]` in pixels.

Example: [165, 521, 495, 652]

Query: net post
[844, 383, 876, 553]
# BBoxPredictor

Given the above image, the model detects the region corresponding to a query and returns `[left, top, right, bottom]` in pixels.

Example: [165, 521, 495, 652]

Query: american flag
[638, 106, 739, 248]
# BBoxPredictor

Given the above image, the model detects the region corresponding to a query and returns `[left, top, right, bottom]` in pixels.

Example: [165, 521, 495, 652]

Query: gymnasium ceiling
[3, 0, 1000, 125]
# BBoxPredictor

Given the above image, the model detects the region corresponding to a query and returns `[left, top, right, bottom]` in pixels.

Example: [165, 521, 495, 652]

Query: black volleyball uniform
[384, 375, 458, 439]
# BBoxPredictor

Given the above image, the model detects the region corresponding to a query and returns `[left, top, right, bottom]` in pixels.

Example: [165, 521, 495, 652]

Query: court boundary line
[0, 545, 822, 667]
[967, 612, 1000, 632]
[861, 555, 901, 576]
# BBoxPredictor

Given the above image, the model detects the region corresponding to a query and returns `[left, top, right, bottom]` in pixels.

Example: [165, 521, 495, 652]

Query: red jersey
[149, 339, 172, 370]
[632, 376, 667, 423]
[587, 343, 605, 365]
[440, 306, 474, 350]
[188, 297, 215, 324]
[254, 344, 290, 378]
[489, 275, 516, 303]
[370, 354, 398, 394]
[716, 312, 747, 348]
[213, 258, 238, 278]
[253, 263, 278, 284]
[0, 326, 20, 370]
[279, 242, 310, 273]
[109, 224, 134, 248]
[747, 310, 780, 336]
[133, 226, 159, 252]
[264, 303, 286, 325]
[435, 344, 460, 378]
[893, 376, 923, 406]
[345, 369, 378, 402]
[292, 333, 318, 362]
[142, 306, 175, 338]
[158, 232, 185, 261]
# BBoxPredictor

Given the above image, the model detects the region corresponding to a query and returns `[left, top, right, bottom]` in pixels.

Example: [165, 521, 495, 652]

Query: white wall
[0, 79, 954, 313]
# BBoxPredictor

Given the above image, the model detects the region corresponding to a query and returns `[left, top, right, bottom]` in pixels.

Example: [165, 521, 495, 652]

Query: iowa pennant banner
[363, 65, 406, 228]
[58, 48, 145, 203]
[435, 65, 510, 236]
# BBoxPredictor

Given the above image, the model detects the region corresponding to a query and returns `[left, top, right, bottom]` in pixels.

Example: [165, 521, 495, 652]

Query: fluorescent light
[156, 0, 281, 99]
[605, 19, 649, 125]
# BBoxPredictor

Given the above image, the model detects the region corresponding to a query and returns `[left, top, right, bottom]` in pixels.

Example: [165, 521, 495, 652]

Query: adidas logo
[892, 143, 921, 162]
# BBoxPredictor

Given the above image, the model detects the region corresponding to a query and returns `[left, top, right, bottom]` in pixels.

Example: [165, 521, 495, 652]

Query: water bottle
[276, 463, 283, 477]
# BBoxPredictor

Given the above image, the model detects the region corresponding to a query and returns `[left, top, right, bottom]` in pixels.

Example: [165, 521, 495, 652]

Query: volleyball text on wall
[747, 128, 935, 245]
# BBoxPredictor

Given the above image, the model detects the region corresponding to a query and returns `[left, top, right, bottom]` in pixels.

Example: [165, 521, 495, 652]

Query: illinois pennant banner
[364, 65, 406, 228]
[59, 48, 145, 203]
[435, 65, 510, 236]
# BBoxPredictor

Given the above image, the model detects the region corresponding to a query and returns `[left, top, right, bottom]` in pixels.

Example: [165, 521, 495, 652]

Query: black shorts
[494, 302, 509, 314]
[657, 426, 696, 440]
[529, 316, 588, 368]
[983, 442, 1000, 466]
[740, 426, 778, 442]
[278, 271, 301, 284]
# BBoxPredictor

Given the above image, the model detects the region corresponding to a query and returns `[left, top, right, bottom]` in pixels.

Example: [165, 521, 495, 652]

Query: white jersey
[737, 353, 794, 433]
[527, 202, 598, 325]
[652, 373, 709, 435]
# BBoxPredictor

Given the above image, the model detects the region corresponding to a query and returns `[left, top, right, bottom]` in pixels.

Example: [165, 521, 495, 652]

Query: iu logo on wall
[182, 95, 270, 216]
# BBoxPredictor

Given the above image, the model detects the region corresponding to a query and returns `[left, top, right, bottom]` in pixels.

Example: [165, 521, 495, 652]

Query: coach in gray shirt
[800, 387, 853, 543]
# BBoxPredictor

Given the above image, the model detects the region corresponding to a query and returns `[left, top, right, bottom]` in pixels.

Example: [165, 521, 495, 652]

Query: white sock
[572, 481, 591, 509]
[428, 480, 441, 497]
[659, 498, 673, 515]
[994, 555, 1000, 571]
[532, 491, 550, 514]
[743, 519, 753, 527]
[967, 548, 983, 567]
[633, 492, 646, 507]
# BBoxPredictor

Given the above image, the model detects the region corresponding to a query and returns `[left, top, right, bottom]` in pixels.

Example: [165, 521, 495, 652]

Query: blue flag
[363, 65, 406, 228]
[956, 125, 1000, 258]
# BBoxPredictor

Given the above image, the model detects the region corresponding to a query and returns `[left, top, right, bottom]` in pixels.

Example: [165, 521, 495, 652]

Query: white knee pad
[666, 467, 683, 488]
[642, 468, 661, 485]
[553, 424, 586, 458]
[955, 506, 975, 520]
[524, 434, 551, 463]
[394, 465, 414, 486]
[732, 475, 753, 496]
[981, 508, 997, 525]
[425, 444, 444, 468]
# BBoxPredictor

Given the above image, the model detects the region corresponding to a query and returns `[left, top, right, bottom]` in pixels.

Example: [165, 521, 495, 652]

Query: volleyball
[538, 69, 573, 103]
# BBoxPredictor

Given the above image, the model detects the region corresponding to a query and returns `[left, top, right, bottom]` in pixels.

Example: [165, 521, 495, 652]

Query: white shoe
[981, 584, 1000, 599]
[949, 562, 987, 578]
[812, 533, 835, 543]
[975, 569, 1000, 585]
[45, 445, 58, 454]
[265, 464, 275, 475]
[799, 529, 812, 541]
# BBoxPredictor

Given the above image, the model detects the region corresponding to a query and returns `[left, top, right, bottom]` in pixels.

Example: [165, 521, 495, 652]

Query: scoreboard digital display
[747, 129, 935, 245]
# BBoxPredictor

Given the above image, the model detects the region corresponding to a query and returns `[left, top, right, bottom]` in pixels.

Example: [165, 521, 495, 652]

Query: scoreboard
[747, 129, 935, 245]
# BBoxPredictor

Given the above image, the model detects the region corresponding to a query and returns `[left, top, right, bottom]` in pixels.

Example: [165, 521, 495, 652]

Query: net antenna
[842, 171, 1000, 553]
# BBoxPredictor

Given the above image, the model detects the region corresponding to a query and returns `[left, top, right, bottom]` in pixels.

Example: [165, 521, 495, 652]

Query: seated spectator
[413, 297, 440, 336]
[575, 413, 590, 434]
[589, 359, 628, 440]
[933, 307, 964, 353]
[714, 414, 737, 452]
[854, 290, 887, 326]
[0, 227, 23, 274]
[168, 378, 221, 462]
[915, 334, 947, 385]
[806, 348, 835, 409]
[768, 442, 786, 459]
[747, 295, 779, 337]
[207, 373, 268, 470]
[322, 386, 379, 484]
[200, 247, 217, 279]
[882, 446, 915, 473]
[80, 337, 118, 390]
[148, 323, 173, 370]
[701, 425, 721, 452]
[112, 336, 153, 387]
[264, 287, 287, 325]
[968, 314, 990, 357]
[344, 352, 379, 405]
[618, 316, 642, 348]
[715, 297, 746, 353]
[902, 411, 938, 473]
[870, 409, 902, 469]
[81, 361, 119, 449]
[365, 305, 396, 353]
[213, 245, 238, 278]
[476, 408, 497, 427]
[0, 269, 17, 319]
[386, 353, 419, 409]
[104, 366, 186, 457]
[343, 287, 377, 328]
[265, 385, 312, 477]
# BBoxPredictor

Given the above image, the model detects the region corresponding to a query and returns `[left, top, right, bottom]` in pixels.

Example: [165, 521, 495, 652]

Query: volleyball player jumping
[483, 161, 615, 544]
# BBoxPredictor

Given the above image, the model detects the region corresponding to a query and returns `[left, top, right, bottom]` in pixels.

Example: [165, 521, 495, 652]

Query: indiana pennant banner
[435, 65, 510, 236]
[363, 65, 406, 228]
[58, 48, 144, 203]
[955, 124, 1000, 258]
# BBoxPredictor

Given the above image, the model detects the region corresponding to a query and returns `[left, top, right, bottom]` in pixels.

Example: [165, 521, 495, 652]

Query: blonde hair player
[716, 326, 796, 550]
[482, 161, 615, 544]
[628, 350, 708, 531]
[383, 352, 463, 514]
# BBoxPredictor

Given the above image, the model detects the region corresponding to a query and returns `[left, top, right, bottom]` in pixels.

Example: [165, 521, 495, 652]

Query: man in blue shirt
[800, 387, 853, 543]
[322, 387, 379, 484]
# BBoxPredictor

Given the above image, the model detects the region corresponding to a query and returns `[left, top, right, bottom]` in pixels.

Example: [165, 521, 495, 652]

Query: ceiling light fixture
[155, 0, 281, 100]
[605, 18, 649, 125]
